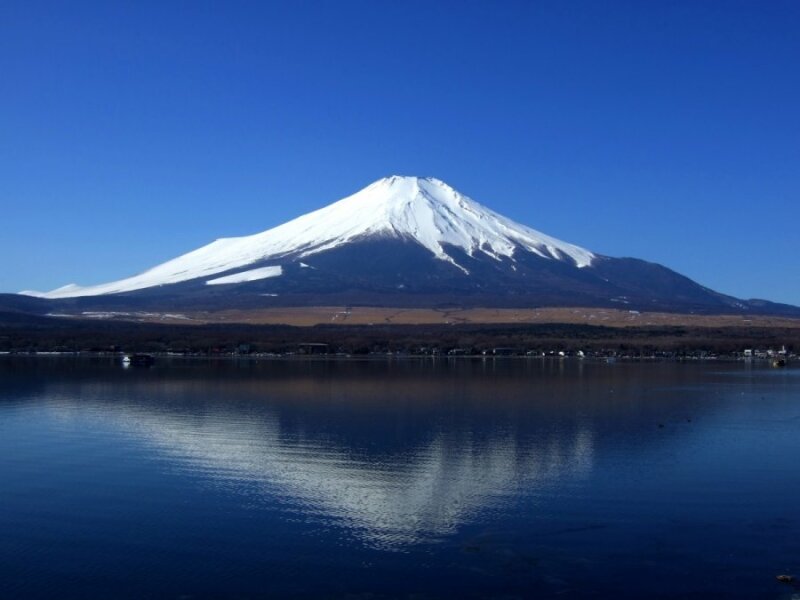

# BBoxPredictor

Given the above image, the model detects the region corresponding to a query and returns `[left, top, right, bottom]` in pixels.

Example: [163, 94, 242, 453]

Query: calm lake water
[1, 356, 799, 599]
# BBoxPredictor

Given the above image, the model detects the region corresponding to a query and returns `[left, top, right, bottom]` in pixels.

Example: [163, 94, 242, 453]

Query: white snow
[22, 176, 594, 298]
[205, 265, 282, 285]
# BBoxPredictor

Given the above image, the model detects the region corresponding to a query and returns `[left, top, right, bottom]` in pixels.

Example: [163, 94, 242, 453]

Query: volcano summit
[16, 176, 800, 315]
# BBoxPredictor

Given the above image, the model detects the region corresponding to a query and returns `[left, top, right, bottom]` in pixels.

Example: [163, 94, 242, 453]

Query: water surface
[1, 357, 799, 598]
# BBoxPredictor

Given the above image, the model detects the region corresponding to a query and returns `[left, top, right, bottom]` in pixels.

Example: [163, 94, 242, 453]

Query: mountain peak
[377, 174, 441, 185]
[362, 175, 460, 207]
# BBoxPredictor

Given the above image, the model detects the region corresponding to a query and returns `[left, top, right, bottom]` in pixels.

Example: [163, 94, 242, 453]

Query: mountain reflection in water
[37, 361, 597, 548]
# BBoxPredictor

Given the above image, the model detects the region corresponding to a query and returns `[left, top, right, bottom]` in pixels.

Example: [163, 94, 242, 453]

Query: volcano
[13, 176, 800, 316]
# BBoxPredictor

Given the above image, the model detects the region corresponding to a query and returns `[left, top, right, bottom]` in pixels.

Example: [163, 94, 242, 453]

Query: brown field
[127, 306, 800, 328]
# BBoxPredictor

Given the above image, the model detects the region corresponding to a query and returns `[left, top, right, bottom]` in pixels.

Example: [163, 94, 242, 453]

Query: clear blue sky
[2, 0, 798, 304]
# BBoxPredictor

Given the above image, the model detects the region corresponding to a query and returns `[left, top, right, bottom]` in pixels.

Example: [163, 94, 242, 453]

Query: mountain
[22, 176, 594, 298]
[11, 176, 800, 316]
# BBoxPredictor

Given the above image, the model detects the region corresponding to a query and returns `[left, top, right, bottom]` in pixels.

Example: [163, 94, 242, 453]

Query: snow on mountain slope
[205, 265, 283, 285]
[21, 176, 595, 299]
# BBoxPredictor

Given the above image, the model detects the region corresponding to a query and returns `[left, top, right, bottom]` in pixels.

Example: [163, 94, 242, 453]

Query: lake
[1, 356, 798, 599]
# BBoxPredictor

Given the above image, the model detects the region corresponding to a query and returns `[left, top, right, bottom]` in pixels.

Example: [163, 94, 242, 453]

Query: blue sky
[1, 0, 798, 304]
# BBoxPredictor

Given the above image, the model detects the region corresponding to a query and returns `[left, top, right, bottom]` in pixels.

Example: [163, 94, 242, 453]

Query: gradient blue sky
[2, 1, 798, 304]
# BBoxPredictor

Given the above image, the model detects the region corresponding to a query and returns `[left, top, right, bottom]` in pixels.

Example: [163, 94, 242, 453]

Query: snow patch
[206, 266, 283, 285]
[45, 311, 192, 321]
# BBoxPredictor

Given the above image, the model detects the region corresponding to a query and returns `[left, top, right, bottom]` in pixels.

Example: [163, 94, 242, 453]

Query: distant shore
[1, 309, 797, 358]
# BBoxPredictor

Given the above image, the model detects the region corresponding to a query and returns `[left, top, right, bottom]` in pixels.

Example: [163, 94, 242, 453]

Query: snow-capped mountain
[13, 176, 800, 315]
[23, 176, 593, 298]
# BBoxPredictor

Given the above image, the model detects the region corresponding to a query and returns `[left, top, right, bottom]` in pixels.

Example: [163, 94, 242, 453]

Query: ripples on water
[1, 357, 799, 599]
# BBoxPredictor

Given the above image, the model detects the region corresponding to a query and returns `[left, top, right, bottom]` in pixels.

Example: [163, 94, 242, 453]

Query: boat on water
[121, 354, 155, 367]
[772, 358, 787, 368]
